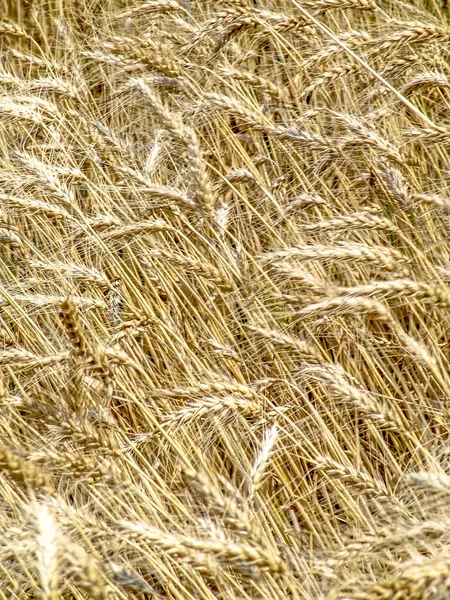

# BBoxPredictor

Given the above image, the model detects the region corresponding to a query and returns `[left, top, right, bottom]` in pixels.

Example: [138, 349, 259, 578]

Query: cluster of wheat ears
[3, 0, 450, 597]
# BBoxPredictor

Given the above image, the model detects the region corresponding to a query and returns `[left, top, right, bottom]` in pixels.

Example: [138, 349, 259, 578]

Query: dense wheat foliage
[2, 0, 450, 597]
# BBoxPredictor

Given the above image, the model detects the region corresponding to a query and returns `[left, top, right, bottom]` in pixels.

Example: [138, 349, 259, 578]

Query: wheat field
[1, 0, 450, 598]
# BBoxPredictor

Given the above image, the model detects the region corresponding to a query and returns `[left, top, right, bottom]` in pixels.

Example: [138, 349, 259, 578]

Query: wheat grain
[304, 30, 370, 68]
[67, 546, 111, 600]
[247, 324, 322, 360]
[248, 423, 278, 497]
[115, 0, 185, 19]
[305, 0, 377, 12]
[99, 219, 172, 239]
[0, 446, 54, 493]
[349, 555, 450, 600]
[400, 71, 449, 95]
[301, 64, 363, 100]
[333, 111, 405, 165]
[302, 363, 408, 433]
[161, 394, 261, 430]
[407, 471, 450, 492]
[105, 35, 184, 78]
[259, 242, 408, 271]
[120, 519, 285, 574]
[219, 66, 288, 101]
[336, 279, 450, 307]
[149, 247, 234, 289]
[312, 454, 408, 516]
[28, 260, 110, 288]
[301, 207, 396, 233]
[0, 348, 68, 370]
[0, 21, 32, 40]
[184, 466, 263, 543]
[34, 502, 60, 600]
